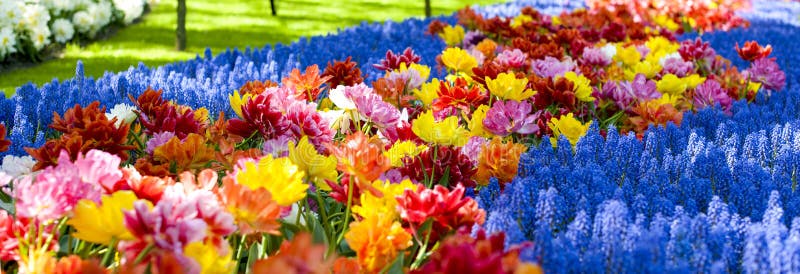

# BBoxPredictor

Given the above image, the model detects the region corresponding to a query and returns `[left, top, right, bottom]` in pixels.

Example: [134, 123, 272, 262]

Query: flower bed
[0, 0, 150, 62]
[0, 0, 798, 273]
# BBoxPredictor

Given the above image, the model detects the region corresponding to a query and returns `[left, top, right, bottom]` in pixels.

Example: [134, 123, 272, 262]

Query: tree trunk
[424, 0, 431, 18]
[176, 0, 186, 51]
[270, 0, 276, 16]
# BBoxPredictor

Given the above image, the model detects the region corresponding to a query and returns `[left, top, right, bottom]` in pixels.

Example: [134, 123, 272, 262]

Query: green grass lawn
[0, 0, 505, 97]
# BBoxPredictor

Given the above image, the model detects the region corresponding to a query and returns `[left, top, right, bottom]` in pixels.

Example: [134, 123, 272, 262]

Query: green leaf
[438, 167, 451, 187]
[0, 199, 14, 215]
[307, 213, 330, 247]
[245, 243, 260, 274]
[382, 252, 405, 274]
[682, 20, 694, 34]
[57, 234, 73, 257]
[338, 239, 355, 256]
[0, 188, 14, 215]
[281, 221, 301, 235]
[601, 111, 625, 128]
[418, 219, 434, 236]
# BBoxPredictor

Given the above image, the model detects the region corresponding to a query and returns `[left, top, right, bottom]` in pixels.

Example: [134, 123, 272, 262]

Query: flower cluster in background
[429, 3, 783, 144]
[0, 0, 149, 61]
[0, 0, 797, 272]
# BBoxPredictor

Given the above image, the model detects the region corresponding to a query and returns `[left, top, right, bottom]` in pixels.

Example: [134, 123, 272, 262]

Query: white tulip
[0, 155, 36, 178]
[105, 103, 138, 126]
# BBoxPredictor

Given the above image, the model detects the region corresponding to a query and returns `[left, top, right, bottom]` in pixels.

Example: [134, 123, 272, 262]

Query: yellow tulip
[411, 110, 469, 146]
[353, 179, 417, 221]
[441, 47, 477, 74]
[657, 74, 707, 96]
[656, 74, 688, 95]
[549, 113, 592, 147]
[748, 81, 762, 94]
[68, 191, 143, 245]
[654, 15, 680, 32]
[615, 45, 642, 67]
[563, 72, 595, 102]
[439, 25, 465, 46]
[485, 72, 536, 101]
[235, 155, 308, 206]
[228, 90, 253, 119]
[511, 14, 534, 28]
[184, 241, 234, 274]
[652, 94, 681, 107]
[625, 61, 661, 80]
[193, 107, 210, 124]
[384, 141, 428, 167]
[413, 78, 441, 106]
[288, 136, 337, 191]
[551, 15, 562, 26]
[645, 36, 680, 57]
[468, 104, 493, 138]
[684, 74, 707, 89]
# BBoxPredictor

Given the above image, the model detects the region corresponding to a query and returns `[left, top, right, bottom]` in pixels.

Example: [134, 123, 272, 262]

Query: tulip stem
[336, 175, 356, 250]
[314, 188, 334, 255]
[428, 146, 438, 188]
[233, 235, 247, 273]
[133, 243, 154, 265]
[410, 226, 433, 269]
[129, 129, 146, 154]
[42, 218, 67, 252]
[102, 238, 118, 266]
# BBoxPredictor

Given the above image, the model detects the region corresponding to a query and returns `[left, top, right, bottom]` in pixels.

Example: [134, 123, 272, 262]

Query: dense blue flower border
[2, 0, 800, 271]
[476, 1, 800, 272]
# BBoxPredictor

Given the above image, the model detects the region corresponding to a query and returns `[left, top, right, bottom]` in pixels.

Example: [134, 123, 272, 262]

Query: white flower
[0, 1, 24, 27]
[88, 1, 113, 34]
[0, 26, 17, 58]
[113, 0, 145, 25]
[21, 4, 50, 31]
[0, 155, 36, 178]
[328, 85, 356, 110]
[51, 18, 74, 43]
[600, 44, 617, 60]
[327, 85, 365, 133]
[72, 10, 93, 34]
[41, 0, 77, 16]
[29, 25, 51, 50]
[319, 109, 346, 130]
[399, 108, 409, 123]
[105, 103, 138, 126]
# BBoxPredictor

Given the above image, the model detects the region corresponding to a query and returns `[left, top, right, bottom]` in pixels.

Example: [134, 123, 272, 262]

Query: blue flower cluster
[478, 1, 800, 272]
[0, 0, 582, 157]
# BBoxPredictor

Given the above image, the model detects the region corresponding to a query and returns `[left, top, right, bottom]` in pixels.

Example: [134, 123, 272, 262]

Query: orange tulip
[252, 233, 333, 274]
[217, 176, 282, 235]
[475, 137, 527, 186]
[328, 132, 391, 197]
